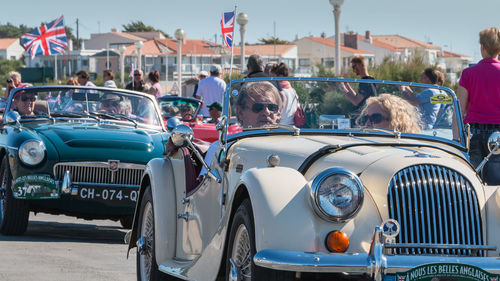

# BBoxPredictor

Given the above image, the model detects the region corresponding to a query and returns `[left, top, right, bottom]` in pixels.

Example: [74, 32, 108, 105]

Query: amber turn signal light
[325, 230, 349, 252]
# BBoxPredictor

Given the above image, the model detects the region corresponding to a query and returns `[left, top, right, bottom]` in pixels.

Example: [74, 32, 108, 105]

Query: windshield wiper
[89, 112, 138, 128]
[18, 114, 53, 121]
[50, 112, 100, 121]
[112, 113, 138, 128]
[243, 124, 300, 136]
[339, 127, 402, 138]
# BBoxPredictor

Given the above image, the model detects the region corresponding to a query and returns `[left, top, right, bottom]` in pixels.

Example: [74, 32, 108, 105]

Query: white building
[294, 36, 374, 75]
[0, 38, 25, 60]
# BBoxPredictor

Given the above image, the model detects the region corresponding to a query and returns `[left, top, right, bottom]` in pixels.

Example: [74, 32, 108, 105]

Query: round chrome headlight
[18, 140, 46, 166]
[310, 167, 364, 222]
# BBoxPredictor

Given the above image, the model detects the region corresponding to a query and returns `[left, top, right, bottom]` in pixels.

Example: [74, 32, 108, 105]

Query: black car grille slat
[388, 164, 483, 257]
[54, 163, 145, 186]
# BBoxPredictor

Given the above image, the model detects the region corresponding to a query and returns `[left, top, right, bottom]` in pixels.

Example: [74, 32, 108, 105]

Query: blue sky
[3, 0, 499, 61]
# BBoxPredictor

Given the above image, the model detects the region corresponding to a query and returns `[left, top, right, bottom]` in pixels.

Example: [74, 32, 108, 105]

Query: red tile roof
[372, 35, 441, 50]
[440, 50, 471, 58]
[155, 38, 224, 55]
[122, 39, 224, 56]
[232, 44, 296, 56]
[0, 38, 18, 49]
[306, 37, 372, 54]
[356, 34, 398, 52]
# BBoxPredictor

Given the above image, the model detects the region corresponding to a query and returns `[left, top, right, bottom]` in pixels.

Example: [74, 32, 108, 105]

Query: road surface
[0, 213, 136, 281]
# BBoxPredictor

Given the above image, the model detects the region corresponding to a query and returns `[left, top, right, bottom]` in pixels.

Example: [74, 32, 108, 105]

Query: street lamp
[135, 41, 144, 72]
[237, 12, 248, 72]
[329, 0, 344, 76]
[119, 45, 126, 86]
[175, 28, 185, 97]
[161, 46, 169, 83]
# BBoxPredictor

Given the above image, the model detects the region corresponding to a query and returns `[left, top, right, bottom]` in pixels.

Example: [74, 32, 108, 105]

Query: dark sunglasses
[20, 96, 36, 102]
[251, 103, 279, 113]
[134, 73, 141, 76]
[359, 113, 388, 125]
[103, 100, 119, 107]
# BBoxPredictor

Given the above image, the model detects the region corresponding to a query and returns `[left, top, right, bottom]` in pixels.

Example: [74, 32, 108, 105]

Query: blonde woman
[357, 93, 421, 134]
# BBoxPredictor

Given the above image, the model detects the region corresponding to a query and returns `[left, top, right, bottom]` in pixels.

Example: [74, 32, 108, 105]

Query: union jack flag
[21, 16, 68, 59]
[220, 11, 235, 48]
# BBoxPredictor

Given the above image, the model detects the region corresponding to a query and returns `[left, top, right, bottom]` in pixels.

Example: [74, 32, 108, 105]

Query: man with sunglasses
[125, 69, 148, 92]
[13, 92, 37, 116]
[235, 81, 282, 128]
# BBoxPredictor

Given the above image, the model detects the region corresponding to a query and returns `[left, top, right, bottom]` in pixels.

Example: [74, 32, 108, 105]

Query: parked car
[157, 95, 241, 142]
[127, 78, 500, 280]
[0, 85, 169, 235]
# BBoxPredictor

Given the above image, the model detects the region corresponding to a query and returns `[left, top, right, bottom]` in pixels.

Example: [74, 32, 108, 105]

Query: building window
[202, 57, 211, 64]
[321, 58, 334, 68]
[299, 59, 310, 67]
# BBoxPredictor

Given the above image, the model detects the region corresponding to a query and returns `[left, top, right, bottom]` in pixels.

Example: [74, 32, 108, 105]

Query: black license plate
[78, 187, 138, 202]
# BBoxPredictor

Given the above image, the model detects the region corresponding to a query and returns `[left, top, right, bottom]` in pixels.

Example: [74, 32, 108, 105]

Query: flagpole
[55, 54, 58, 81]
[227, 5, 237, 84]
[220, 4, 237, 220]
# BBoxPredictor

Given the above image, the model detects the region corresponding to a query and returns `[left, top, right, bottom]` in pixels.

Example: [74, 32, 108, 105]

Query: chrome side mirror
[5, 111, 20, 125]
[487, 131, 500, 155]
[166, 117, 183, 132]
[475, 131, 500, 173]
[170, 124, 193, 147]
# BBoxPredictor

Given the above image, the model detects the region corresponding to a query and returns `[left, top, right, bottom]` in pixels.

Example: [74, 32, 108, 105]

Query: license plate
[78, 187, 138, 202]
[13, 174, 59, 199]
[396, 262, 499, 281]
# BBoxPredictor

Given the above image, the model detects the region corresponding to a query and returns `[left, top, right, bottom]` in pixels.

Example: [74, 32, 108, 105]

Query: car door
[176, 146, 224, 258]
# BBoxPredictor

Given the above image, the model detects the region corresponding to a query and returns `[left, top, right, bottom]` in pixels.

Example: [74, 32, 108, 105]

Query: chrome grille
[388, 164, 483, 256]
[54, 162, 145, 186]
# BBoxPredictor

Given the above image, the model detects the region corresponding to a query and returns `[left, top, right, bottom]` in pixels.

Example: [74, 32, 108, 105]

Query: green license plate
[13, 174, 59, 199]
[396, 263, 499, 281]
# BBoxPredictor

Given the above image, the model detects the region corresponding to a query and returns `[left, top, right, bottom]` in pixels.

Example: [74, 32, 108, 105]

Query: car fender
[485, 185, 500, 256]
[239, 167, 315, 251]
[140, 157, 178, 263]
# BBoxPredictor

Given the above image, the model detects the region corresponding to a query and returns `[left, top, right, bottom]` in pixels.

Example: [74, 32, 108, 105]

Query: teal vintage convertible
[0, 85, 169, 235]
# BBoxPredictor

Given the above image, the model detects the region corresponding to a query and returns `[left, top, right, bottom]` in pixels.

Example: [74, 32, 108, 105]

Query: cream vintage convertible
[126, 77, 500, 281]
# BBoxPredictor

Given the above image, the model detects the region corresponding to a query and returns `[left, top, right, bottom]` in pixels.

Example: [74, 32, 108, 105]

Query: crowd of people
[4, 27, 500, 183]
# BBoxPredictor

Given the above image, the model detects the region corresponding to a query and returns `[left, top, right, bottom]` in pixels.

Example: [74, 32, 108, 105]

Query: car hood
[25, 121, 166, 163]
[228, 134, 478, 187]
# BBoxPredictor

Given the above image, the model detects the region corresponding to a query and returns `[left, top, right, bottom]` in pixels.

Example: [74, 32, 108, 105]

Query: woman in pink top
[457, 27, 500, 184]
[147, 70, 162, 98]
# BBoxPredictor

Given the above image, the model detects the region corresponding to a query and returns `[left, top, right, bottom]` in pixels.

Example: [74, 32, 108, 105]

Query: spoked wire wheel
[138, 200, 154, 281]
[230, 224, 252, 280]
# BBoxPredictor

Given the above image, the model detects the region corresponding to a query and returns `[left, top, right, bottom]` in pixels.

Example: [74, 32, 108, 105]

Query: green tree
[122, 21, 170, 38]
[0, 59, 24, 85]
[0, 23, 33, 38]
[258, 36, 290, 45]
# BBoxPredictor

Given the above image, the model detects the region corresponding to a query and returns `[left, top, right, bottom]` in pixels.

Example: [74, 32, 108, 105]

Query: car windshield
[5, 86, 162, 128]
[226, 78, 463, 145]
[157, 97, 201, 121]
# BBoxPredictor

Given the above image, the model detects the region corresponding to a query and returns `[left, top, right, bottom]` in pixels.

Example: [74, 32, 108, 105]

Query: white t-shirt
[280, 84, 299, 125]
[196, 76, 226, 117]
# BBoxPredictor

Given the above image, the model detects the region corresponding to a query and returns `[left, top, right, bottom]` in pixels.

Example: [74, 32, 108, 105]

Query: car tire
[120, 215, 133, 229]
[0, 157, 30, 235]
[136, 186, 178, 281]
[226, 199, 294, 281]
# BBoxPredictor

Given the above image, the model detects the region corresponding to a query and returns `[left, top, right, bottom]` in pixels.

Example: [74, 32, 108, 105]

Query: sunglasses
[250, 103, 279, 113]
[359, 113, 388, 125]
[134, 73, 141, 76]
[20, 96, 36, 102]
[103, 101, 119, 107]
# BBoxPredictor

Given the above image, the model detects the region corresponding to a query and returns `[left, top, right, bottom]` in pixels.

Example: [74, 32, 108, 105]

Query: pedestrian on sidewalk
[457, 27, 500, 184]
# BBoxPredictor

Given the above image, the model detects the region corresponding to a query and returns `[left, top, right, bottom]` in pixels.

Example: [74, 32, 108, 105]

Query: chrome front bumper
[253, 227, 500, 281]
